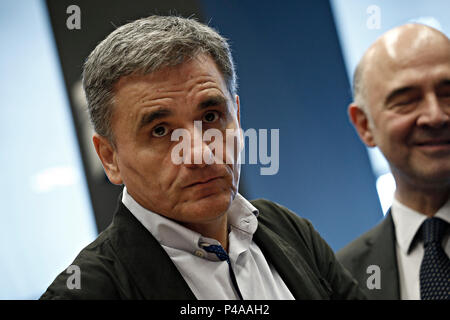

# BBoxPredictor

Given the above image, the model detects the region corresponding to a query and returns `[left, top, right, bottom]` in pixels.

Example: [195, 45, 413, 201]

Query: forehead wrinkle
[181, 79, 229, 112]
[147, 72, 224, 99]
[119, 75, 213, 110]
[114, 55, 232, 129]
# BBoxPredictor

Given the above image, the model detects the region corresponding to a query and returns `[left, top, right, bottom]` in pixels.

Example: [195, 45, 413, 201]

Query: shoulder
[251, 198, 328, 260]
[251, 198, 314, 235]
[251, 198, 367, 299]
[40, 225, 129, 299]
[336, 229, 372, 260]
[336, 214, 393, 267]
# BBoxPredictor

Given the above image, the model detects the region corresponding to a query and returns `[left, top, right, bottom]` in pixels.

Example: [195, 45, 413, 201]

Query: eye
[203, 111, 220, 123]
[391, 97, 421, 111]
[438, 90, 450, 99]
[396, 97, 420, 106]
[394, 101, 412, 108]
[151, 125, 169, 137]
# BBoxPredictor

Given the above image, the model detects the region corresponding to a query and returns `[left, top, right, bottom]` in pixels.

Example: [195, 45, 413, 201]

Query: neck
[395, 183, 450, 217]
[182, 214, 229, 252]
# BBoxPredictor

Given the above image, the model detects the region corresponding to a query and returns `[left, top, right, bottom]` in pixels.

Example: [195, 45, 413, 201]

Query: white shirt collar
[391, 197, 450, 255]
[121, 187, 259, 260]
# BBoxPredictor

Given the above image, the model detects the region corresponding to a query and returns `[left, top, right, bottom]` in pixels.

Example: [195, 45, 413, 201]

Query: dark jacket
[336, 211, 400, 299]
[41, 197, 366, 300]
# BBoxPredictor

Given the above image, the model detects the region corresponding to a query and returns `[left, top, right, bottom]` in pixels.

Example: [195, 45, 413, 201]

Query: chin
[199, 191, 233, 212]
[181, 190, 234, 223]
[422, 175, 450, 189]
[410, 169, 450, 189]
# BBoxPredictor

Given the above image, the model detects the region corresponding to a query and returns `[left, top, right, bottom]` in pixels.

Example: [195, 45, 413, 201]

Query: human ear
[348, 103, 376, 147]
[92, 133, 123, 185]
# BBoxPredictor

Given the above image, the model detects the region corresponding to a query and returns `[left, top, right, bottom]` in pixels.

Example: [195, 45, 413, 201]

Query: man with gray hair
[337, 24, 450, 300]
[41, 15, 363, 300]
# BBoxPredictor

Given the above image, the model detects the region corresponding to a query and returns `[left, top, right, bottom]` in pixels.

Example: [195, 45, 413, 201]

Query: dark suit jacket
[41, 197, 366, 300]
[336, 211, 400, 300]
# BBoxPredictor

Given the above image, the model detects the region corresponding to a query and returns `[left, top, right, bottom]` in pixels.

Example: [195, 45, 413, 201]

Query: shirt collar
[121, 187, 259, 261]
[391, 197, 450, 255]
[227, 193, 259, 235]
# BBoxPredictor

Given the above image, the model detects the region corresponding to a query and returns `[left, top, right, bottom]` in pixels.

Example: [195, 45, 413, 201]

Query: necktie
[202, 244, 230, 262]
[419, 217, 450, 300]
[202, 244, 244, 300]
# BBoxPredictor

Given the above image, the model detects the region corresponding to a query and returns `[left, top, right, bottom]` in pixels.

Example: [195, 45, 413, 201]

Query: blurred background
[1, 0, 449, 299]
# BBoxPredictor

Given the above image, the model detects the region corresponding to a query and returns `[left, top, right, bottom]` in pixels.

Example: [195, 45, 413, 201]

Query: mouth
[416, 139, 450, 145]
[414, 139, 450, 152]
[183, 176, 223, 188]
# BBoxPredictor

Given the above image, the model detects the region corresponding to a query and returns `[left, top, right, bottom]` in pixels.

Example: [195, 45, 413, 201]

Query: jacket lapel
[109, 201, 196, 299]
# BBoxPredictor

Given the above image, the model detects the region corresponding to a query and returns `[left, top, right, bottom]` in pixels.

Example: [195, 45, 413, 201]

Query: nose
[183, 122, 214, 168]
[416, 93, 450, 128]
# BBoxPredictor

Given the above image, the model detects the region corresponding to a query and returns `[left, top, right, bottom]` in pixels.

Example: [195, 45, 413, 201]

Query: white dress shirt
[391, 197, 450, 300]
[121, 187, 294, 300]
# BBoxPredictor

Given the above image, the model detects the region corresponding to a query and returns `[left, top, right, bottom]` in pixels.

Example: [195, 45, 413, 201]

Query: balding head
[353, 23, 450, 115]
[348, 23, 450, 196]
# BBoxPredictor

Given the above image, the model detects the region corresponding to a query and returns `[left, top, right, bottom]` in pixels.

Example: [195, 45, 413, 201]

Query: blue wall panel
[201, 0, 383, 250]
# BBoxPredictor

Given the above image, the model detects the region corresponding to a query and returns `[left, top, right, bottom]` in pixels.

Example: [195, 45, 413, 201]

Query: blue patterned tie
[202, 244, 244, 300]
[419, 217, 450, 300]
[202, 244, 230, 262]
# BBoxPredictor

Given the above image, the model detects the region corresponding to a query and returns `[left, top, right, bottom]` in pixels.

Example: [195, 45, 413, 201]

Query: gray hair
[82, 15, 237, 142]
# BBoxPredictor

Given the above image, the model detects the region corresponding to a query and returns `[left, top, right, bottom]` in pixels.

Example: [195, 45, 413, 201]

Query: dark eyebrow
[137, 108, 173, 131]
[136, 96, 227, 132]
[384, 86, 419, 106]
[198, 96, 228, 110]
